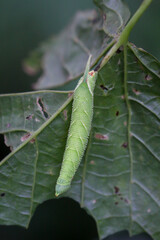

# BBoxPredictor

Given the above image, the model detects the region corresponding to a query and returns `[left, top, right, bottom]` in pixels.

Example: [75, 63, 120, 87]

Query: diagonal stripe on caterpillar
[55, 56, 98, 196]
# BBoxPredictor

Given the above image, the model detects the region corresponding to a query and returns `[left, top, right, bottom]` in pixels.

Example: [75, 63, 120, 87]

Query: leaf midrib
[124, 44, 133, 235]
[0, 95, 73, 168]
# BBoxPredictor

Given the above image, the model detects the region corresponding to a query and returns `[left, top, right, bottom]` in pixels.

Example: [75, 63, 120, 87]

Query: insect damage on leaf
[94, 133, 109, 141]
[0, 193, 5, 197]
[37, 97, 49, 118]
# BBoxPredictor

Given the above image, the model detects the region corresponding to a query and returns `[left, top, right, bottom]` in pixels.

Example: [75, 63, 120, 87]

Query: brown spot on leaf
[145, 74, 152, 81]
[95, 133, 109, 141]
[124, 121, 127, 126]
[63, 110, 68, 121]
[121, 95, 125, 100]
[132, 88, 141, 95]
[124, 198, 129, 204]
[30, 138, 35, 143]
[103, 14, 106, 21]
[68, 92, 73, 98]
[114, 186, 120, 194]
[122, 142, 128, 148]
[21, 133, 31, 142]
[115, 202, 119, 205]
[90, 160, 95, 165]
[26, 114, 33, 120]
[21, 134, 35, 144]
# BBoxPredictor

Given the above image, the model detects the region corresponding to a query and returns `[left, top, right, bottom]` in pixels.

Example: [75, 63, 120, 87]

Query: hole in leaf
[116, 111, 119, 116]
[114, 186, 120, 194]
[37, 98, 49, 119]
[0, 134, 11, 161]
[100, 85, 108, 91]
[122, 142, 128, 148]
[0, 193, 5, 197]
[30, 198, 98, 240]
[116, 46, 123, 53]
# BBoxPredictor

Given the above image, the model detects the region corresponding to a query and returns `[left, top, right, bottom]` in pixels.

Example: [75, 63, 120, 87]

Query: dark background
[0, 0, 159, 239]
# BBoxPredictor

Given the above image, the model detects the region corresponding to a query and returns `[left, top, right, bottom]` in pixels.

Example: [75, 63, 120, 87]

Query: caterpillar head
[75, 55, 98, 92]
[87, 70, 98, 95]
[82, 55, 98, 95]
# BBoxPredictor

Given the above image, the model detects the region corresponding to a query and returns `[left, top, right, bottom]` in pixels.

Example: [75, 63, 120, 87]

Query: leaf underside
[24, 0, 130, 91]
[94, 0, 130, 36]
[0, 44, 160, 240]
[24, 10, 112, 90]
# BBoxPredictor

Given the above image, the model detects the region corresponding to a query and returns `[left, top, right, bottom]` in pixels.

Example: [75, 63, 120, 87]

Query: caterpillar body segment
[55, 57, 98, 196]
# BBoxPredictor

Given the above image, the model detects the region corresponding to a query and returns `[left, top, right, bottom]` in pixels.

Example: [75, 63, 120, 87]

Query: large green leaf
[0, 44, 160, 240]
[0, 90, 72, 226]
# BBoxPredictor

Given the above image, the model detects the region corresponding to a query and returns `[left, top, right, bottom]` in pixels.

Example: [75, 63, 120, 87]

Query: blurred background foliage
[0, 0, 159, 94]
[0, 0, 159, 239]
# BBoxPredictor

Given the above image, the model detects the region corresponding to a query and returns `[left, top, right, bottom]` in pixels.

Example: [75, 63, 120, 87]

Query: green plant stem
[99, 0, 153, 70]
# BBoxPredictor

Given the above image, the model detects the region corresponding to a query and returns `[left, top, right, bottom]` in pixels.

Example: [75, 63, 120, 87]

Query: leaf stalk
[99, 0, 153, 70]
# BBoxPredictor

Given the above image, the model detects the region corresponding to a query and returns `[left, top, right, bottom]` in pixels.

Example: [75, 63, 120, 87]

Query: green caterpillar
[55, 56, 98, 196]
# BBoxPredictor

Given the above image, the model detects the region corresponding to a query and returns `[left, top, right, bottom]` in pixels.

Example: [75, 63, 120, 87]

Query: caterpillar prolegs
[55, 56, 98, 196]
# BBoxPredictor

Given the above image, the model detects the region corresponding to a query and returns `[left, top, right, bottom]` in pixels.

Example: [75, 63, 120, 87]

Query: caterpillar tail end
[55, 183, 70, 197]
